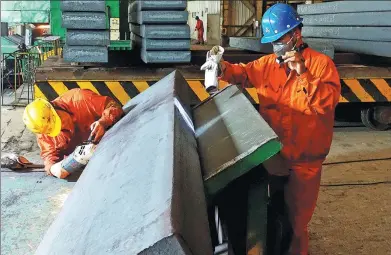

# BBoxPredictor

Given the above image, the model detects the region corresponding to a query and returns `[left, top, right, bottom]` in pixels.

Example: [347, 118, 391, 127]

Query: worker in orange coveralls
[215, 3, 341, 255]
[22, 89, 124, 179]
[195, 16, 204, 45]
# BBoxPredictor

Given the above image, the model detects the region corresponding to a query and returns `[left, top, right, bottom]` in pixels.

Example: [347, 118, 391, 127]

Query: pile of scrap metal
[128, 0, 191, 63]
[61, 0, 109, 62]
[35, 70, 283, 254]
[298, 0, 391, 58]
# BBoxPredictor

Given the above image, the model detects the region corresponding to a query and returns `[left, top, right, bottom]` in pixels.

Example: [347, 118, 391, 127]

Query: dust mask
[272, 34, 297, 58]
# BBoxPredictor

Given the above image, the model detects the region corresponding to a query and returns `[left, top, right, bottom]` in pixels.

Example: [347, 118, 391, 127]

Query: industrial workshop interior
[1, 0, 390, 254]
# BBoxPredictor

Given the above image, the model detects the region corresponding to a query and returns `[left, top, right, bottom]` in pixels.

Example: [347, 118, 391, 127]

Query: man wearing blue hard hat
[209, 3, 341, 255]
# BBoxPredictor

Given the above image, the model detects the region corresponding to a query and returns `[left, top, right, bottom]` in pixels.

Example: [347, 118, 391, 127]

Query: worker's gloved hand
[201, 46, 225, 95]
[90, 120, 106, 143]
[50, 161, 70, 179]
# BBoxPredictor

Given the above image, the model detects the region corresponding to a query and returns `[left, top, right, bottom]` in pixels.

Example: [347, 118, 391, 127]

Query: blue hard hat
[261, 3, 303, 43]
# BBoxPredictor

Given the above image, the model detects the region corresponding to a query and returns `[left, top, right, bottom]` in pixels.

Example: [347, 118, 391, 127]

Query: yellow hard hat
[23, 98, 62, 137]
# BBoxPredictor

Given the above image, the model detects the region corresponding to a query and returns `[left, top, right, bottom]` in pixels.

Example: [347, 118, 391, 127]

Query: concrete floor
[1, 107, 390, 255]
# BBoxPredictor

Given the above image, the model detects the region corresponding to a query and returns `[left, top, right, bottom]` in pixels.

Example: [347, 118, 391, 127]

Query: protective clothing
[36, 89, 124, 172]
[261, 3, 303, 43]
[220, 47, 341, 254]
[195, 18, 204, 44]
[23, 98, 62, 137]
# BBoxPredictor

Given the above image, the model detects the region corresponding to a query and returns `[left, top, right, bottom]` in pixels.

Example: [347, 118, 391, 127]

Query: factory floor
[1, 106, 390, 255]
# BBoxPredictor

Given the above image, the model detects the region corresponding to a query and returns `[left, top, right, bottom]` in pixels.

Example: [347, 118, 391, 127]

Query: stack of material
[298, 1, 391, 58]
[229, 36, 335, 59]
[61, 0, 109, 62]
[128, 1, 190, 63]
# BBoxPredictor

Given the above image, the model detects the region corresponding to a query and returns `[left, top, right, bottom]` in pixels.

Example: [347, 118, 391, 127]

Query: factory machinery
[34, 0, 391, 131]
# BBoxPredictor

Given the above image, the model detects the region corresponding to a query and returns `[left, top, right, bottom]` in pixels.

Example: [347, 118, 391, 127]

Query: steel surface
[128, 11, 188, 24]
[304, 38, 391, 58]
[192, 85, 281, 195]
[131, 33, 190, 51]
[66, 30, 110, 46]
[128, 0, 187, 13]
[35, 71, 213, 255]
[63, 45, 108, 63]
[129, 24, 190, 39]
[302, 12, 391, 26]
[141, 49, 191, 63]
[298, 1, 391, 15]
[60, 0, 106, 12]
[303, 26, 391, 42]
[61, 12, 106, 29]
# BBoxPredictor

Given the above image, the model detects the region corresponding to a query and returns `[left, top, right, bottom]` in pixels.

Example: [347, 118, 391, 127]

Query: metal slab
[1, 171, 75, 255]
[302, 26, 391, 42]
[192, 85, 281, 196]
[130, 24, 190, 39]
[35, 71, 213, 255]
[302, 12, 391, 26]
[306, 41, 335, 59]
[66, 30, 110, 46]
[298, 1, 391, 15]
[229, 37, 273, 53]
[128, 0, 187, 13]
[128, 11, 188, 24]
[63, 45, 108, 62]
[141, 49, 191, 63]
[62, 12, 106, 29]
[131, 33, 190, 51]
[304, 38, 391, 58]
[60, 0, 106, 12]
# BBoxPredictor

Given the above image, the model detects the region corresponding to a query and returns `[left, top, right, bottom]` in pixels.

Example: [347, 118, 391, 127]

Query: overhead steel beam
[240, 0, 256, 14]
[234, 14, 256, 37]
[35, 70, 213, 255]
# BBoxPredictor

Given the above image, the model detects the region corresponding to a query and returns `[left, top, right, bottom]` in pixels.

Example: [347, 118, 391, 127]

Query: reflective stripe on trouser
[285, 166, 322, 255]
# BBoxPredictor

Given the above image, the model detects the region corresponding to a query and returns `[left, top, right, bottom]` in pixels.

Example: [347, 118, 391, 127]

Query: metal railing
[1, 38, 61, 106]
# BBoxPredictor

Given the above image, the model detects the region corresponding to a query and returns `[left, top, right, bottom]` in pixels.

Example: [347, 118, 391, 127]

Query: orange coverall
[37, 89, 124, 172]
[196, 19, 204, 43]
[220, 47, 341, 254]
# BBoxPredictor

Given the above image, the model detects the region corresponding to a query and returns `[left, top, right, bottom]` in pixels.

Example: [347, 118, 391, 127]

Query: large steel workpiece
[35, 71, 213, 255]
[192, 85, 282, 196]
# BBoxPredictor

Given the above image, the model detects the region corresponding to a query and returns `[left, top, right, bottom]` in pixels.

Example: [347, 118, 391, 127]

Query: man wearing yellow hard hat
[23, 88, 124, 178]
